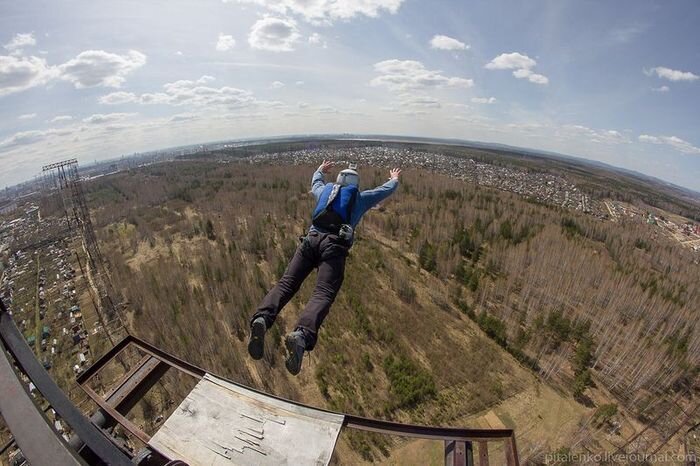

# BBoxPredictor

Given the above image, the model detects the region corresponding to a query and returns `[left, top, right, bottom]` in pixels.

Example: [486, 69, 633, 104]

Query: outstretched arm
[357, 168, 401, 213]
[311, 160, 334, 199]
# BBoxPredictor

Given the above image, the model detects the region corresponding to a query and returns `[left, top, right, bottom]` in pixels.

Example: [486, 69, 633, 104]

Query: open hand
[389, 168, 401, 180]
[320, 160, 334, 173]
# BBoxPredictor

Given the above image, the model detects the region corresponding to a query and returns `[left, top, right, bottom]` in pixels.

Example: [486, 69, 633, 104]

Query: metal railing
[78, 334, 519, 466]
[0, 298, 132, 465]
[1, 294, 519, 465]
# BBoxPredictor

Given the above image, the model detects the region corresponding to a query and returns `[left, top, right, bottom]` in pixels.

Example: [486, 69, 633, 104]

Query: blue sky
[1, 0, 699, 191]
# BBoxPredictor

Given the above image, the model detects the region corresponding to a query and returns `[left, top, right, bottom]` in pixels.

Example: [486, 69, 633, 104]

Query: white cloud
[3, 33, 36, 53]
[147, 76, 257, 108]
[57, 50, 146, 88]
[0, 54, 55, 96]
[0, 126, 76, 152]
[50, 115, 73, 123]
[639, 134, 700, 155]
[18, 113, 37, 120]
[429, 35, 469, 51]
[507, 122, 546, 132]
[485, 52, 536, 71]
[639, 134, 659, 143]
[644, 66, 698, 82]
[398, 94, 441, 108]
[502, 122, 635, 147]
[471, 97, 496, 104]
[1, 49, 146, 97]
[99, 75, 260, 109]
[221, 112, 269, 121]
[652, 85, 670, 93]
[295, 80, 304, 86]
[370, 59, 473, 92]
[314, 105, 339, 114]
[485, 52, 548, 85]
[513, 68, 549, 84]
[98, 91, 137, 105]
[270, 80, 285, 89]
[560, 124, 629, 144]
[216, 33, 236, 51]
[175, 51, 183, 56]
[102, 123, 134, 132]
[521, 71, 548, 85]
[308, 32, 327, 48]
[82, 112, 136, 124]
[248, 17, 300, 52]
[232, 0, 404, 24]
[399, 110, 428, 117]
[169, 113, 198, 122]
[0, 129, 50, 150]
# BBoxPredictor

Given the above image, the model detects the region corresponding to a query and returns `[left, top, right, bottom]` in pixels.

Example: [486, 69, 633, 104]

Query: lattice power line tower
[42, 159, 127, 343]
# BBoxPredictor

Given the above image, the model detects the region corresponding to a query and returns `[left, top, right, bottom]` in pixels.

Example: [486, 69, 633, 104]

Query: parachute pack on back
[312, 183, 358, 233]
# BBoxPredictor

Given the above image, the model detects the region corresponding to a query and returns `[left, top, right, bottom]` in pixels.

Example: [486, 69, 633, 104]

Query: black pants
[252, 231, 349, 350]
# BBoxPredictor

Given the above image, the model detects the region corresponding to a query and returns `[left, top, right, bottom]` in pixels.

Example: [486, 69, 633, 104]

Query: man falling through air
[248, 160, 401, 375]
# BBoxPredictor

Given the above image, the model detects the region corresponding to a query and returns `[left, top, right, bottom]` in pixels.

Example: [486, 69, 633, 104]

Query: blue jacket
[309, 168, 398, 232]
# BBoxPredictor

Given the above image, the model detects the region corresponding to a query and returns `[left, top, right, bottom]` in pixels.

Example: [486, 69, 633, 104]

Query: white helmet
[336, 164, 359, 186]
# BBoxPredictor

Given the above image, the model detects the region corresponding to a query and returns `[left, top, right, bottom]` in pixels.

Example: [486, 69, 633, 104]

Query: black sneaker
[284, 330, 306, 375]
[248, 317, 266, 360]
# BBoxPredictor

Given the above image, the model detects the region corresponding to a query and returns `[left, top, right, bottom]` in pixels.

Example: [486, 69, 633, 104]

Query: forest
[82, 155, 698, 462]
